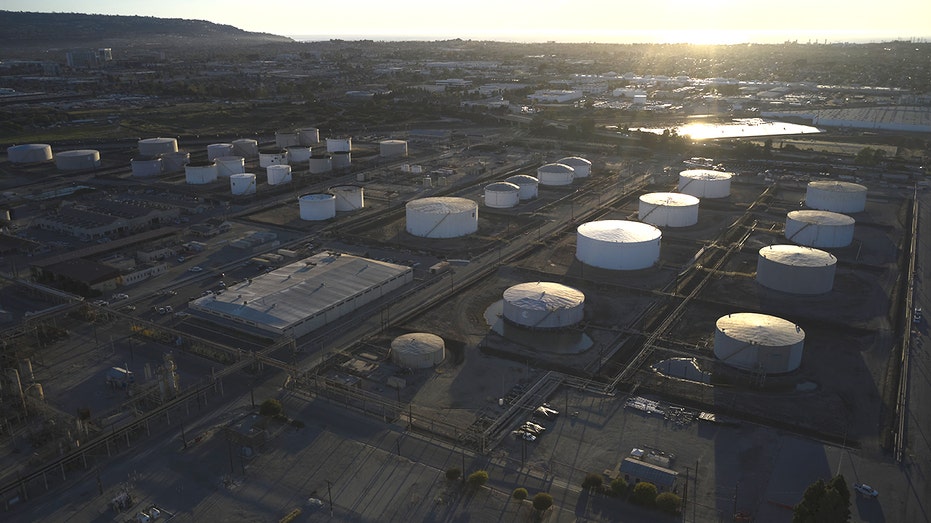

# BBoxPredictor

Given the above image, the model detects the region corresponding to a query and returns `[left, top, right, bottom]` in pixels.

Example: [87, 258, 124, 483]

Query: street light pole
[326, 479, 334, 516]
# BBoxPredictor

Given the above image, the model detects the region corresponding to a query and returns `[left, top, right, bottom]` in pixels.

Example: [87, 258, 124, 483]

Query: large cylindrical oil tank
[259, 149, 288, 168]
[756, 245, 837, 294]
[505, 174, 539, 200]
[138, 137, 178, 156]
[326, 137, 352, 153]
[215, 156, 245, 177]
[309, 154, 332, 174]
[207, 143, 234, 161]
[299, 193, 337, 221]
[131, 156, 163, 177]
[161, 151, 190, 173]
[331, 150, 351, 170]
[184, 161, 218, 184]
[638, 192, 700, 227]
[230, 173, 257, 195]
[557, 156, 592, 178]
[805, 181, 868, 213]
[329, 185, 364, 211]
[7, 144, 52, 163]
[406, 197, 478, 238]
[231, 139, 259, 158]
[502, 282, 585, 330]
[286, 146, 313, 163]
[266, 164, 292, 185]
[275, 131, 299, 148]
[537, 163, 575, 186]
[714, 313, 805, 374]
[678, 169, 732, 198]
[55, 149, 100, 170]
[391, 333, 446, 368]
[379, 139, 408, 158]
[785, 210, 855, 248]
[484, 182, 520, 209]
[576, 220, 661, 270]
[298, 127, 320, 145]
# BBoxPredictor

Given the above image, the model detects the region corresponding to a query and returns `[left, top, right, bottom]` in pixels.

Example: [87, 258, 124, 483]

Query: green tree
[259, 398, 283, 417]
[445, 467, 461, 481]
[656, 492, 682, 515]
[629, 482, 658, 506]
[467, 470, 489, 489]
[512, 487, 528, 501]
[609, 477, 629, 497]
[532, 492, 554, 514]
[581, 473, 604, 491]
[792, 474, 850, 523]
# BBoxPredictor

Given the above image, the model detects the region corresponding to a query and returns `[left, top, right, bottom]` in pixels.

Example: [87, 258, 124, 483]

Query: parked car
[854, 483, 879, 497]
[511, 430, 536, 442]
[914, 307, 923, 323]
[522, 421, 546, 433]
[188, 266, 203, 272]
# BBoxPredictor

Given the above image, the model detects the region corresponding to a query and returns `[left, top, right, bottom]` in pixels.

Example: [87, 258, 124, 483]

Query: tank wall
[576, 235, 660, 270]
[485, 189, 520, 208]
[299, 197, 336, 220]
[756, 258, 836, 294]
[785, 219, 854, 247]
[503, 301, 584, 329]
[714, 330, 804, 373]
[638, 202, 699, 227]
[406, 207, 478, 238]
[806, 187, 867, 213]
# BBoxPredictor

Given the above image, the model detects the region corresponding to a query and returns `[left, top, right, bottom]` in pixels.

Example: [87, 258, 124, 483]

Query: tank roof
[640, 192, 700, 206]
[808, 180, 868, 192]
[787, 209, 855, 226]
[391, 333, 444, 354]
[538, 163, 574, 173]
[577, 220, 662, 243]
[716, 313, 805, 345]
[680, 169, 733, 180]
[503, 282, 584, 311]
[407, 197, 476, 213]
[557, 156, 592, 166]
[759, 245, 836, 266]
[485, 182, 520, 192]
[505, 174, 539, 183]
[300, 193, 335, 201]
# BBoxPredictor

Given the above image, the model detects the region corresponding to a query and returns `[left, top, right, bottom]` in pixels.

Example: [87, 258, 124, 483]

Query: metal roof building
[619, 458, 679, 490]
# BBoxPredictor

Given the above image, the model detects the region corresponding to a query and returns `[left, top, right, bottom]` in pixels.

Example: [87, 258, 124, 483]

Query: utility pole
[325, 479, 334, 516]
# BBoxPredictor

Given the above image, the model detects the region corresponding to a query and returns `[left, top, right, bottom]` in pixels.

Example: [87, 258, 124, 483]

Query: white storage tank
[379, 139, 408, 158]
[484, 182, 521, 209]
[326, 137, 352, 153]
[259, 149, 288, 168]
[406, 197, 478, 238]
[638, 192, 700, 227]
[286, 146, 313, 163]
[329, 185, 364, 211]
[275, 131, 299, 148]
[7, 144, 52, 163]
[805, 181, 868, 213]
[207, 143, 234, 161]
[215, 156, 245, 177]
[678, 169, 732, 198]
[131, 157, 163, 177]
[309, 154, 332, 174]
[756, 245, 837, 295]
[785, 210, 855, 248]
[714, 313, 805, 374]
[299, 193, 337, 221]
[230, 173, 257, 195]
[576, 220, 661, 270]
[55, 149, 100, 170]
[557, 156, 592, 178]
[138, 137, 178, 156]
[332, 150, 351, 170]
[298, 127, 320, 145]
[231, 138, 259, 158]
[537, 163, 575, 186]
[391, 333, 446, 369]
[505, 174, 539, 200]
[267, 164, 292, 185]
[184, 161, 218, 185]
[161, 151, 190, 173]
[502, 282, 585, 330]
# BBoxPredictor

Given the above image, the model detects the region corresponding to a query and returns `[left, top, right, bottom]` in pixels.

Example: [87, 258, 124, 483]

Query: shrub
[513, 488, 528, 501]
[467, 470, 489, 489]
[656, 492, 681, 514]
[609, 477, 629, 497]
[581, 473, 604, 491]
[532, 492, 554, 513]
[445, 467, 462, 481]
[629, 482, 658, 506]
[259, 398, 283, 417]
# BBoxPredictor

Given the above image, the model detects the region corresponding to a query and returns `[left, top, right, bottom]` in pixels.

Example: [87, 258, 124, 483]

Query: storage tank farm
[756, 245, 837, 294]
[678, 169, 733, 198]
[299, 193, 336, 221]
[505, 174, 539, 200]
[576, 220, 662, 270]
[638, 192, 699, 227]
[7, 144, 52, 163]
[502, 282, 585, 330]
[713, 313, 805, 374]
[405, 197, 478, 238]
[785, 210, 855, 248]
[55, 149, 100, 170]
[390, 333, 446, 368]
[329, 185, 364, 211]
[805, 180, 868, 213]
[537, 163, 575, 186]
[230, 173, 257, 195]
[557, 156, 592, 178]
[483, 182, 521, 208]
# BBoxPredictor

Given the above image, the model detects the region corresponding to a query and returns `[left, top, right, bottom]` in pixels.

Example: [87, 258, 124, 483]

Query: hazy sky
[6, 0, 930, 44]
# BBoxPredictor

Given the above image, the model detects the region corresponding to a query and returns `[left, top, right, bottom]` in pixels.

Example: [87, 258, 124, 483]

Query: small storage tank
[484, 182, 521, 209]
[215, 156, 245, 177]
[309, 154, 332, 174]
[138, 137, 178, 156]
[184, 161, 218, 185]
[275, 131, 299, 148]
[299, 193, 337, 221]
[756, 245, 837, 294]
[230, 173, 257, 195]
[678, 169, 732, 198]
[259, 149, 288, 168]
[207, 143, 234, 161]
[329, 185, 364, 211]
[785, 210, 855, 248]
[231, 138, 259, 158]
[379, 139, 408, 158]
[638, 192, 700, 227]
[537, 163, 575, 186]
[161, 151, 190, 173]
[267, 164, 292, 185]
[286, 146, 313, 163]
[131, 156, 163, 177]
[505, 174, 539, 200]
[331, 150, 351, 170]
[805, 180, 868, 213]
[411, 165, 423, 174]
[391, 333, 446, 369]
[55, 149, 100, 170]
[576, 220, 661, 270]
[714, 313, 805, 374]
[557, 156, 592, 178]
[326, 137, 352, 153]
[406, 197, 478, 238]
[7, 144, 52, 163]
[502, 282, 585, 330]
[298, 127, 320, 145]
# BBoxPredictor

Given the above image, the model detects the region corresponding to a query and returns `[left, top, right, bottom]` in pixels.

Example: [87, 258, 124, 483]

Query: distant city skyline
[5, 0, 930, 45]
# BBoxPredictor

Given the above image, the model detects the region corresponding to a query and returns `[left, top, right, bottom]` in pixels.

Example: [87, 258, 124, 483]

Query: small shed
[619, 457, 678, 490]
